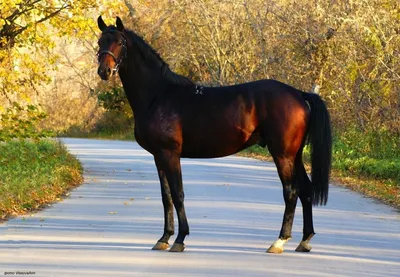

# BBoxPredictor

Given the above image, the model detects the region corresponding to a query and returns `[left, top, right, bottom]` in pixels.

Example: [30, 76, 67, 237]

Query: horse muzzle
[97, 64, 112, 81]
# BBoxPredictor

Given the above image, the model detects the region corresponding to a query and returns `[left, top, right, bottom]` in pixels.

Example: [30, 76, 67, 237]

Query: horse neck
[117, 34, 194, 118]
[117, 51, 164, 118]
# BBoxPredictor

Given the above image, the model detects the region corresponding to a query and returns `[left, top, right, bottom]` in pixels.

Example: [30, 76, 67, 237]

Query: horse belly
[181, 121, 258, 158]
[181, 93, 260, 158]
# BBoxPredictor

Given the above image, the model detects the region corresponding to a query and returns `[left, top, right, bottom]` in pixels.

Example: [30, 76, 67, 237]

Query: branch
[123, 0, 135, 17]
[1, 1, 71, 49]
[5, 0, 42, 22]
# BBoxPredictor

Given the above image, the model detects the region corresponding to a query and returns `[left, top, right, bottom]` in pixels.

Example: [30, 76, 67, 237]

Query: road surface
[1, 138, 399, 276]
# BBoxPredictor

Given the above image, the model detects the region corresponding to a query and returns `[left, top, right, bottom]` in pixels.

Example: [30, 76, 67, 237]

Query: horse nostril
[106, 67, 112, 76]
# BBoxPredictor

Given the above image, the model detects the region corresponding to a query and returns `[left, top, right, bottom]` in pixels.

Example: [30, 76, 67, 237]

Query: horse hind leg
[295, 162, 316, 252]
[267, 155, 298, 254]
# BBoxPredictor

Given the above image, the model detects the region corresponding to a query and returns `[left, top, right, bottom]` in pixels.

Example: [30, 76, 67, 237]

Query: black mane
[123, 28, 194, 86]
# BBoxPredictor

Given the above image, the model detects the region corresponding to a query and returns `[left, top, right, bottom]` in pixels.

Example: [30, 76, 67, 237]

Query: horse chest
[134, 112, 183, 153]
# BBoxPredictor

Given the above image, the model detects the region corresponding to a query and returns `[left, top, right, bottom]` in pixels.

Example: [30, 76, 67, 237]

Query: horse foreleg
[267, 156, 298, 254]
[152, 168, 174, 250]
[155, 151, 189, 252]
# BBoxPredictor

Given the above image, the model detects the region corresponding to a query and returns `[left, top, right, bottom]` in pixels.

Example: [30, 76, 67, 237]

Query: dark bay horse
[96, 16, 332, 254]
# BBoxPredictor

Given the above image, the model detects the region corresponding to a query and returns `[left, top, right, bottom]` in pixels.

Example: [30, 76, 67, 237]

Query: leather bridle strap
[97, 31, 127, 74]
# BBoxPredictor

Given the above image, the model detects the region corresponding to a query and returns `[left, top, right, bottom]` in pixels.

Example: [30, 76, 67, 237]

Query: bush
[93, 86, 134, 136]
[0, 103, 53, 141]
[333, 129, 400, 185]
[94, 110, 134, 135]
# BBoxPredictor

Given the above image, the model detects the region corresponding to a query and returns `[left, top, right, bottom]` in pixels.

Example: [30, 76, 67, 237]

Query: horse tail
[302, 92, 332, 206]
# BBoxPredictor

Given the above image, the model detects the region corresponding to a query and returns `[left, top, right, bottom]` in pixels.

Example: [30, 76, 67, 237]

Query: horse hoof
[169, 243, 185, 252]
[295, 241, 312, 252]
[267, 245, 284, 254]
[267, 238, 288, 254]
[152, 242, 169, 250]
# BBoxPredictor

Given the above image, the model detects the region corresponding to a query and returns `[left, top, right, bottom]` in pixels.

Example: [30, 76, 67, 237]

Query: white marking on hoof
[267, 238, 289, 254]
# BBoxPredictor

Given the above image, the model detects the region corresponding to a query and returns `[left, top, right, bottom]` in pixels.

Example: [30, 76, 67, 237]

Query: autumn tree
[0, 0, 128, 138]
[128, 0, 399, 135]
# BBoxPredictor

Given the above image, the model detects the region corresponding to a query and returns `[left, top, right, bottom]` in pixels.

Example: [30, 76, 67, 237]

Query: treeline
[128, 0, 399, 136]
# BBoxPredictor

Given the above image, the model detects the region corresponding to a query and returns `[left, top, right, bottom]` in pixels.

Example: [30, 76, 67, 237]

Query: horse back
[173, 79, 309, 158]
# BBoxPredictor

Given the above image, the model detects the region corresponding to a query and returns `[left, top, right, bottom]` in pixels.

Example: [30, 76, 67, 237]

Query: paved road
[1, 138, 399, 276]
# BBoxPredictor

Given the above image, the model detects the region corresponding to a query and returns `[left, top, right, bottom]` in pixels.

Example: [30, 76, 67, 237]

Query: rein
[98, 30, 127, 74]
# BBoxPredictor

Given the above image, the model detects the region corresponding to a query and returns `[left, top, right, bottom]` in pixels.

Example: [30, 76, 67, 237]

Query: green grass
[0, 139, 83, 221]
[329, 130, 400, 207]
[332, 130, 400, 184]
[61, 116, 134, 141]
[62, 128, 135, 141]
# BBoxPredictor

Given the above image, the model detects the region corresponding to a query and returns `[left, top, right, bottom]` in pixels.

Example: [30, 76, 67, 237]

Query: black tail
[303, 92, 332, 206]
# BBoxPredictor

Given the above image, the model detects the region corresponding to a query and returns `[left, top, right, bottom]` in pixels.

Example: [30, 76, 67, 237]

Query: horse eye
[117, 40, 122, 46]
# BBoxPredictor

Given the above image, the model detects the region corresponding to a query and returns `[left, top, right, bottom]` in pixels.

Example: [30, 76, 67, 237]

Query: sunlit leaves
[0, 102, 53, 141]
[0, 0, 128, 138]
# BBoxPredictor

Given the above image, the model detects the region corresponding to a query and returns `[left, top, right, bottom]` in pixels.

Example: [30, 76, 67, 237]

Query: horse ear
[98, 16, 107, 31]
[116, 16, 124, 32]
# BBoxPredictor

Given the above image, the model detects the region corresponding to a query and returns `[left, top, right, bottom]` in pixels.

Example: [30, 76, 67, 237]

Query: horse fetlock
[303, 232, 315, 242]
[296, 232, 314, 252]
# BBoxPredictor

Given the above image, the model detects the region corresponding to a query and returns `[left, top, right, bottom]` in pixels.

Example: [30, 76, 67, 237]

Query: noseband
[98, 30, 127, 74]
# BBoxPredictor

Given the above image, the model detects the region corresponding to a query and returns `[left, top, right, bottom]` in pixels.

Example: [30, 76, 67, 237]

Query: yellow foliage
[0, 0, 126, 105]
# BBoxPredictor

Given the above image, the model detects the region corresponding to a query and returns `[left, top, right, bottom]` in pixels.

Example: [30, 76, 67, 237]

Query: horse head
[97, 16, 127, 80]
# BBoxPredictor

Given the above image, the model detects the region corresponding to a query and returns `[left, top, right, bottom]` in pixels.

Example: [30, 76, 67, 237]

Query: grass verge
[61, 128, 134, 141]
[0, 139, 83, 221]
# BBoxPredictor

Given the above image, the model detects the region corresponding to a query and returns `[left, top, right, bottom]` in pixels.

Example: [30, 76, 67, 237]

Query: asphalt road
[1, 138, 399, 276]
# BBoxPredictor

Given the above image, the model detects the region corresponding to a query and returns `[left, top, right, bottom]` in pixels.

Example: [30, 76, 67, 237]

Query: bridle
[97, 30, 127, 74]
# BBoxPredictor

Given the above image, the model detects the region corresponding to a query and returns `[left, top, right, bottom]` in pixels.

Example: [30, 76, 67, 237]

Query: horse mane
[123, 28, 194, 86]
